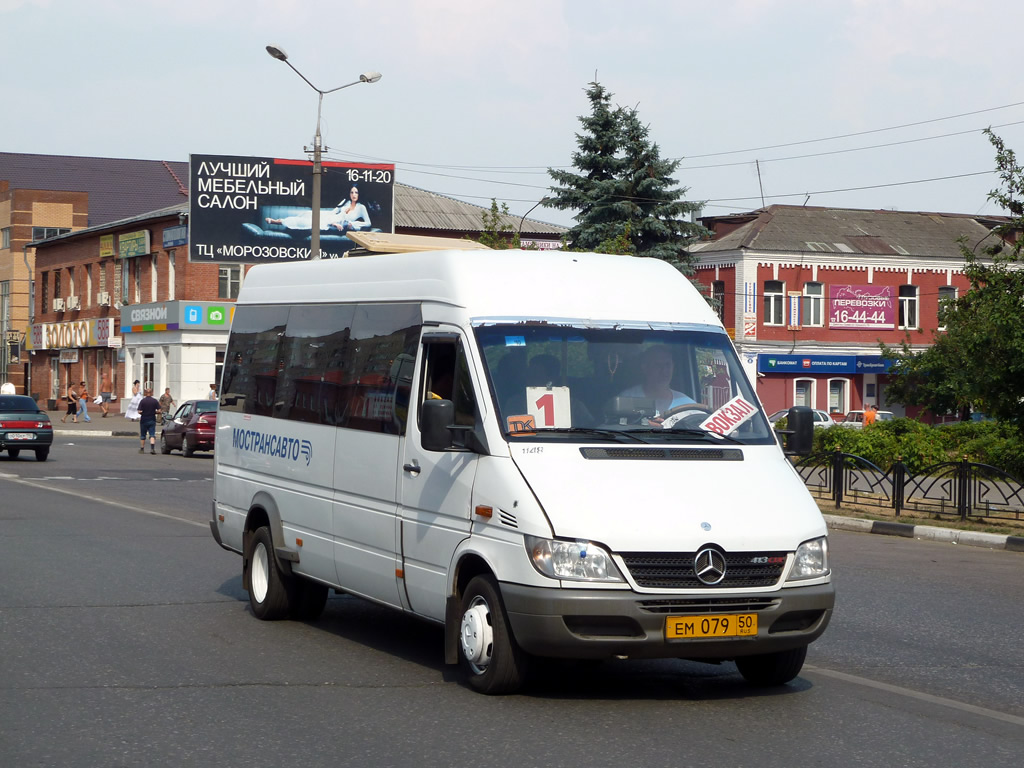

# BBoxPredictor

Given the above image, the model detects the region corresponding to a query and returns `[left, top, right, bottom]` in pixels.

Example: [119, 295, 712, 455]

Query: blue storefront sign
[758, 354, 893, 374]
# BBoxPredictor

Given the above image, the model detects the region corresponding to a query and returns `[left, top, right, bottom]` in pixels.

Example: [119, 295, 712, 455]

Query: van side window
[221, 302, 420, 435]
[419, 339, 478, 434]
[220, 305, 289, 415]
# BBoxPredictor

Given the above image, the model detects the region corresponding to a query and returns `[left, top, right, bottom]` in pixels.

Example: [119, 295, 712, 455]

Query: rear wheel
[7, 448, 20, 459]
[245, 526, 290, 620]
[182, 434, 194, 457]
[735, 646, 807, 687]
[458, 575, 528, 694]
[34, 448, 48, 462]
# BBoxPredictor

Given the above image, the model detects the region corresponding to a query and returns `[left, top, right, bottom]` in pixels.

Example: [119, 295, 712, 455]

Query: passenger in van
[618, 345, 695, 415]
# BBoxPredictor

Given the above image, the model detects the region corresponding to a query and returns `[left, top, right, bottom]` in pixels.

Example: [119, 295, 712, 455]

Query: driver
[618, 345, 695, 416]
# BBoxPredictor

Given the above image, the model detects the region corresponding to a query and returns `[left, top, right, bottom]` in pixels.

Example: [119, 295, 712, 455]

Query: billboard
[828, 284, 895, 330]
[188, 154, 395, 263]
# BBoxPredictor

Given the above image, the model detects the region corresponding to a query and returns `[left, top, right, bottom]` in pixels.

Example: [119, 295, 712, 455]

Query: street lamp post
[266, 45, 381, 260]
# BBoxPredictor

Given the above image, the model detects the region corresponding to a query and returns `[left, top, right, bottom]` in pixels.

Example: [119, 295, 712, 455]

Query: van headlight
[787, 536, 829, 581]
[525, 536, 624, 582]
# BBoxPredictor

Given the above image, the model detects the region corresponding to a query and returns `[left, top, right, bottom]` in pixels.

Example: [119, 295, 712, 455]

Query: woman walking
[61, 381, 79, 423]
[77, 381, 92, 423]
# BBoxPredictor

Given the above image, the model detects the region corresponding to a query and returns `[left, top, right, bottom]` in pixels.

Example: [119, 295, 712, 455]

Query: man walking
[99, 374, 112, 417]
[137, 387, 161, 454]
[159, 387, 176, 421]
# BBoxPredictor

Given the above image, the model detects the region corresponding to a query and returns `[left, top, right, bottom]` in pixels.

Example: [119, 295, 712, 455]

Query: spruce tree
[546, 80, 707, 271]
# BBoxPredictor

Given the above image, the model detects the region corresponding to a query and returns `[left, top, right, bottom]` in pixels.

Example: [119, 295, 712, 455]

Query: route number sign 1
[526, 387, 572, 428]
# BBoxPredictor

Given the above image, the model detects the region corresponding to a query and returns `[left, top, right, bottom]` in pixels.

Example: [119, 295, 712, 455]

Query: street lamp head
[360, 71, 383, 84]
[266, 44, 288, 61]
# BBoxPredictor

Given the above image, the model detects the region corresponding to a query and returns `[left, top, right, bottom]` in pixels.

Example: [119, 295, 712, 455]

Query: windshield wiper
[518, 427, 653, 444]
[620, 427, 742, 445]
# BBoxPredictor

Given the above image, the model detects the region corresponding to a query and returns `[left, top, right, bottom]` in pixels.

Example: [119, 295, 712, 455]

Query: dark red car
[160, 399, 217, 456]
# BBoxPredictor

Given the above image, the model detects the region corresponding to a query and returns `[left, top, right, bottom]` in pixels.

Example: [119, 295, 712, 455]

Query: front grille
[620, 551, 787, 589]
[638, 597, 779, 614]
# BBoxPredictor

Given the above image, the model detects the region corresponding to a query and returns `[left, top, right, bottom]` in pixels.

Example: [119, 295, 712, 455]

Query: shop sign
[163, 224, 188, 248]
[26, 318, 115, 351]
[829, 285, 895, 329]
[120, 301, 233, 332]
[118, 230, 151, 258]
[59, 349, 80, 363]
[99, 234, 116, 257]
[757, 354, 895, 374]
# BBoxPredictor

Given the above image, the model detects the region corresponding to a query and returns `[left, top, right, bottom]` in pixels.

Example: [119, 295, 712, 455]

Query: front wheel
[245, 526, 291, 620]
[459, 575, 528, 695]
[735, 646, 807, 687]
[160, 434, 171, 454]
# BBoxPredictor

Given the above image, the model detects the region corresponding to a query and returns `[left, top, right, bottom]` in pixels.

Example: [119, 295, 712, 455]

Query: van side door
[398, 330, 480, 621]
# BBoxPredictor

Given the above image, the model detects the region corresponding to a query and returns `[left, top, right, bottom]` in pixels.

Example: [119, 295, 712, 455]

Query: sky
[4, 0, 1024, 229]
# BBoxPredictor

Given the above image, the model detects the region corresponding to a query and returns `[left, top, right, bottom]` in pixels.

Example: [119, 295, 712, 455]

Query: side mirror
[421, 398, 455, 451]
[778, 405, 814, 456]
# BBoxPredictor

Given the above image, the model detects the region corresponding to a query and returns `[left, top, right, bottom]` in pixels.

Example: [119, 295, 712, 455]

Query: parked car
[767, 408, 834, 427]
[160, 399, 217, 456]
[839, 409, 895, 428]
[0, 395, 53, 461]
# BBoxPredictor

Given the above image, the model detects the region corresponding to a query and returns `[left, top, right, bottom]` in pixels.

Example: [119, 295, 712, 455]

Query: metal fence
[795, 450, 1024, 522]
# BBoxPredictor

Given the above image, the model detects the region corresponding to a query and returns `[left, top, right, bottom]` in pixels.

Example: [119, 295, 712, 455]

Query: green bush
[806, 418, 1024, 479]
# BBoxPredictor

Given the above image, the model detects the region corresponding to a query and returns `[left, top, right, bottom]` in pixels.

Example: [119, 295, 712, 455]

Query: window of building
[120, 261, 129, 304]
[67, 267, 76, 299]
[167, 250, 176, 301]
[763, 280, 785, 325]
[898, 285, 918, 330]
[54, 271, 61, 299]
[151, 254, 159, 302]
[85, 264, 93, 307]
[828, 378, 850, 415]
[802, 282, 824, 327]
[794, 378, 815, 408]
[31, 226, 70, 241]
[99, 261, 107, 292]
[41, 271, 49, 311]
[1, 227, 10, 249]
[134, 258, 142, 304]
[937, 286, 957, 331]
[711, 281, 726, 323]
[219, 266, 242, 299]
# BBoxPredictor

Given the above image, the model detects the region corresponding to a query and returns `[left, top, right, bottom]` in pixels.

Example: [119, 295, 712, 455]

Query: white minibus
[211, 249, 833, 694]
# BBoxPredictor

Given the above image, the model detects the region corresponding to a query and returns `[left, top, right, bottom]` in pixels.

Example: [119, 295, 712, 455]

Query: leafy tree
[477, 198, 520, 250]
[883, 129, 1024, 426]
[546, 81, 706, 271]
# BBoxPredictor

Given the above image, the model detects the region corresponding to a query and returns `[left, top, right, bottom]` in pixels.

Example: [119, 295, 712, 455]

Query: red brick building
[690, 205, 1006, 420]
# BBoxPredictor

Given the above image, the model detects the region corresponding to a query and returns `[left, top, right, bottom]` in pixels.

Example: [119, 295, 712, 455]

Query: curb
[824, 514, 1024, 553]
[54, 429, 139, 438]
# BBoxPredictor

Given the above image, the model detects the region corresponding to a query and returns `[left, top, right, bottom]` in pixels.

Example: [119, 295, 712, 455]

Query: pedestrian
[863, 403, 878, 426]
[208, 383, 218, 400]
[61, 380, 79, 423]
[77, 381, 92, 423]
[158, 387, 175, 422]
[125, 380, 142, 421]
[137, 387, 161, 454]
[100, 373, 112, 417]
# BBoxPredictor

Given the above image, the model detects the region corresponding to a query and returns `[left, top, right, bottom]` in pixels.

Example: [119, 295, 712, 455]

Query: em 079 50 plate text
[666, 613, 757, 639]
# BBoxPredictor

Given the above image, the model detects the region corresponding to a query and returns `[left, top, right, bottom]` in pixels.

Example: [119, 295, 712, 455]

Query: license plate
[7, 433, 35, 441]
[666, 613, 757, 639]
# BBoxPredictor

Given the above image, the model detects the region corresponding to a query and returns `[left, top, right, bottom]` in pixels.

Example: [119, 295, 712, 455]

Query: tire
[160, 434, 171, 454]
[182, 434, 194, 457]
[458, 574, 528, 695]
[244, 526, 291, 620]
[35, 448, 48, 462]
[288, 578, 329, 621]
[7, 448, 20, 459]
[735, 646, 807, 687]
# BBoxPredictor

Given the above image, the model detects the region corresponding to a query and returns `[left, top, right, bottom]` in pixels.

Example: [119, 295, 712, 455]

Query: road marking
[0, 475, 208, 529]
[804, 664, 1024, 727]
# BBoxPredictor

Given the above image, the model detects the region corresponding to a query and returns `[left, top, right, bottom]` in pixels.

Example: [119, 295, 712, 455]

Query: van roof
[237, 250, 722, 328]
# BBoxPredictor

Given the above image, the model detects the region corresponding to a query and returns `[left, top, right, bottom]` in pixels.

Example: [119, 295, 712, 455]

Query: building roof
[394, 182, 566, 235]
[690, 205, 1003, 259]
[0, 152, 189, 227]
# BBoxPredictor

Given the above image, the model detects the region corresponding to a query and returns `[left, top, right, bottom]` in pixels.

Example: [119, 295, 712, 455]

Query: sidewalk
[50, 409, 140, 437]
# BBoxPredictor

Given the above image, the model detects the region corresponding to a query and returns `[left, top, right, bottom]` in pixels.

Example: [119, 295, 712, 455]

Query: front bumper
[501, 581, 834, 660]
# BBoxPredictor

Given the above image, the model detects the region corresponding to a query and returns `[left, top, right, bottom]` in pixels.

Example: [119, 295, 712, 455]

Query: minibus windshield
[474, 323, 775, 444]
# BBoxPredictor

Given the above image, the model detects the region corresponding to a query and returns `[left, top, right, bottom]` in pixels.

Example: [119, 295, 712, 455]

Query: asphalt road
[1, 438, 1022, 767]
